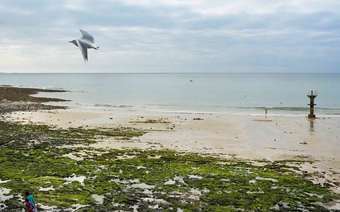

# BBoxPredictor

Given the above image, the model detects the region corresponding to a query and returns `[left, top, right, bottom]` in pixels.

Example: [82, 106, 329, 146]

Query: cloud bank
[0, 0, 339, 73]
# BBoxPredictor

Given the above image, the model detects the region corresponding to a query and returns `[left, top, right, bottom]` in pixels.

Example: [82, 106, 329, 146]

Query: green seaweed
[0, 120, 145, 147]
[0, 147, 338, 211]
[0, 121, 338, 211]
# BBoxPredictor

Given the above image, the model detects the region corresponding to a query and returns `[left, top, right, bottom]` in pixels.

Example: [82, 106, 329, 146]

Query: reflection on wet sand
[309, 119, 315, 133]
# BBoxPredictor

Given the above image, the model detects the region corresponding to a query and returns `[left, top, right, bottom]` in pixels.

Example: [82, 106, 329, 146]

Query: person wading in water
[24, 191, 37, 212]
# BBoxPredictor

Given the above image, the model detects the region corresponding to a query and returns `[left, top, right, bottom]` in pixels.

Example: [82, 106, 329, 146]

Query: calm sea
[1, 73, 340, 115]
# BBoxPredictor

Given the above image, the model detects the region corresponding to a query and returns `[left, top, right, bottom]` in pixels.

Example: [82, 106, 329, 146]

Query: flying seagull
[69, 29, 99, 62]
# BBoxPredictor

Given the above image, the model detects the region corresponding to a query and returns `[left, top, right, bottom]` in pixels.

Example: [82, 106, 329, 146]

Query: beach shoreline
[7, 104, 340, 191]
[1, 86, 340, 210]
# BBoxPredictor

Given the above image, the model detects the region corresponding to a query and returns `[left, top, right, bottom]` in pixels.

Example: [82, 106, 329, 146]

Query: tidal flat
[0, 120, 339, 211]
[0, 86, 340, 211]
[0, 86, 67, 114]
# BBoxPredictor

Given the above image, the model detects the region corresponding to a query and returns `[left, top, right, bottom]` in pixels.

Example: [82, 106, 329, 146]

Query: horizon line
[1, 72, 340, 74]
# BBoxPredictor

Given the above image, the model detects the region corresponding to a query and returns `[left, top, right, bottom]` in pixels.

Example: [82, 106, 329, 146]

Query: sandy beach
[8, 106, 340, 191]
[1, 86, 340, 210]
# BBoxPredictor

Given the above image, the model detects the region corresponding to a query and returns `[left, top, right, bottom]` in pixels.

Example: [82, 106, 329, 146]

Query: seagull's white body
[70, 29, 99, 62]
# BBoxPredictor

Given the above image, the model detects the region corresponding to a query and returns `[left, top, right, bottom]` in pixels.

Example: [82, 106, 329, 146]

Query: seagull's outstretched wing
[77, 40, 88, 62]
[80, 29, 94, 43]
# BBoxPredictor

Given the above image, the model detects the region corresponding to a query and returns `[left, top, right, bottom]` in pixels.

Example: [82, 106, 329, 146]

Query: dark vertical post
[307, 90, 317, 119]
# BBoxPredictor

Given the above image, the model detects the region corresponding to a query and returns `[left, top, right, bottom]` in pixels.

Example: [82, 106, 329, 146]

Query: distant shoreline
[0, 86, 68, 113]
[1, 73, 340, 114]
[1, 72, 340, 75]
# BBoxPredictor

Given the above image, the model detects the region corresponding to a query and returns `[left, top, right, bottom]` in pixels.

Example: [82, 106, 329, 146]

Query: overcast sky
[0, 0, 340, 73]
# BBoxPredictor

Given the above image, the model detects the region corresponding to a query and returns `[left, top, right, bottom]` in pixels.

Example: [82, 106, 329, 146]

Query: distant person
[24, 191, 37, 212]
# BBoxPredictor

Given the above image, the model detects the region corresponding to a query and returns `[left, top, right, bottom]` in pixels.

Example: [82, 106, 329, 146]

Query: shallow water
[0, 73, 339, 114]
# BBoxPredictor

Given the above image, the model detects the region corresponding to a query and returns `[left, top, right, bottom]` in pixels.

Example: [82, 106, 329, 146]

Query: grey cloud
[0, 0, 339, 73]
